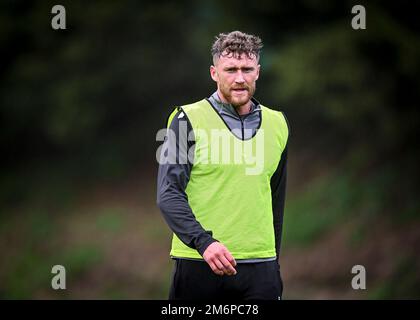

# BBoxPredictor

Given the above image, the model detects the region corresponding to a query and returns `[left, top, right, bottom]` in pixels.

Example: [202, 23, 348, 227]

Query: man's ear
[210, 65, 218, 82]
[255, 64, 260, 81]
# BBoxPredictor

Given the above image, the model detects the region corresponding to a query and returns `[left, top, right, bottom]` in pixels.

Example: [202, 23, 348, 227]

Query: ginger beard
[219, 79, 256, 108]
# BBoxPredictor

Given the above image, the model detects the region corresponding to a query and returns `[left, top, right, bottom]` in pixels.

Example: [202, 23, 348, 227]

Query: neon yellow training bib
[167, 99, 288, 260]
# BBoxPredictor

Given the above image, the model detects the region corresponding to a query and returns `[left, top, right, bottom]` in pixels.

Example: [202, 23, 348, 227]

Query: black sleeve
[271, 144, 288, 258]
[156, 109, 217, 256]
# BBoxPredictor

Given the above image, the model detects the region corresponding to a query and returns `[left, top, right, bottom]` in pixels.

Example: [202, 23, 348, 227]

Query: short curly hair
[211, 31, 263, 64]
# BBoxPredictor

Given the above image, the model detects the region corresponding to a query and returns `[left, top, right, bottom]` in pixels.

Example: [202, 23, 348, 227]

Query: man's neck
[235, 103, 252, 116]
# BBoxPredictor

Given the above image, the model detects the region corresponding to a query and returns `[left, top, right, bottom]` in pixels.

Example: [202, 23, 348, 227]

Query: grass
[369, 256, 420, 299]
[282, 159, 419, 249]
[0, 154, 418, 299]
[95, 208, 126, 233]
[0, 238, 104, 299]
[283, 172, 357, 247]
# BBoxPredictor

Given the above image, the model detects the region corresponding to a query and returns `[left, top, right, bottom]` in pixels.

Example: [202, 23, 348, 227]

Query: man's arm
[156, 110, 216, 256]
[157, 110, 237, 276]
[271, 143, 288, 259]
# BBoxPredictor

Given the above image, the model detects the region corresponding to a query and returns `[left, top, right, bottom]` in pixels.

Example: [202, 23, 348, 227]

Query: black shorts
[168, 259, 283, 300]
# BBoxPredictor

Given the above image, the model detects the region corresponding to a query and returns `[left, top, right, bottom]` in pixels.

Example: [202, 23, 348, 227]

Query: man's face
[210, 51, 260, 108]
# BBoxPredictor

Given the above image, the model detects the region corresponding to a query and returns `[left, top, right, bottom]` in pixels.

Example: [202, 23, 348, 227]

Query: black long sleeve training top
[157, 92, 289, 261]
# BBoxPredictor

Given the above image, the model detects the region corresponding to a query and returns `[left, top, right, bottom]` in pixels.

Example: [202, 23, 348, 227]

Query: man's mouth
[231, 88, 248, 93]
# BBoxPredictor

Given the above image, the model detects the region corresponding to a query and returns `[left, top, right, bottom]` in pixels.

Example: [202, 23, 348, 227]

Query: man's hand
[202, 242, 237, 276]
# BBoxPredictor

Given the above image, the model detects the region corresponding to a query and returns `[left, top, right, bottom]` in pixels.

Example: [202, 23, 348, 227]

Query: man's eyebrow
[223, 66, 255, 70]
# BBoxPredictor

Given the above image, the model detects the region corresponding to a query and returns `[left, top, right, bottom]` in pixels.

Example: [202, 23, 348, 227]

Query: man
[157, 31, 289, 300]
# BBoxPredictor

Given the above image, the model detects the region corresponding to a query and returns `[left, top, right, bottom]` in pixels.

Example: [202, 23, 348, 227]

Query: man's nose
[235, 71, 245, 83]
